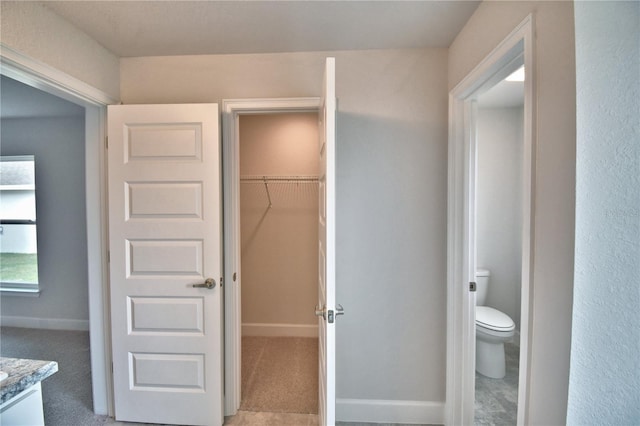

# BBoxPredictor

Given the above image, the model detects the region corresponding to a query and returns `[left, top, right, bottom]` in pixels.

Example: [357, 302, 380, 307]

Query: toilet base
[476, 339, 506, 379]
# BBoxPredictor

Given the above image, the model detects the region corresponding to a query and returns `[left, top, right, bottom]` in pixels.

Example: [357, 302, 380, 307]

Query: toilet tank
[475, 268, 490, 306]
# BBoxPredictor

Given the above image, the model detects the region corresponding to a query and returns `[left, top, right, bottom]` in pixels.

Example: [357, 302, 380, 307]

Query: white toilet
[475, 268, 515, 379]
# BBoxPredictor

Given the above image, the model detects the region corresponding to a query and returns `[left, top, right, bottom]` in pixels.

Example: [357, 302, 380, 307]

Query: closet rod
[240, 175, 318, 209]
[239, 175, 319, 182]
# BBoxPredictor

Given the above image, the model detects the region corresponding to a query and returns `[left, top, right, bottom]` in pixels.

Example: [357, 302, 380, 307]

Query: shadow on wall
[335, 111, 448, 400]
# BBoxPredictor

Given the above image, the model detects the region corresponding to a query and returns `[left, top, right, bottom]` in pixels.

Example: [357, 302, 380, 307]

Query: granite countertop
[0, 357, 58, 404]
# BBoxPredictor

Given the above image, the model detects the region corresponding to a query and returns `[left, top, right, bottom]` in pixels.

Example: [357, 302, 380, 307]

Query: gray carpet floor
[0, 326, 113, 425]
[0, 327, 429, 425]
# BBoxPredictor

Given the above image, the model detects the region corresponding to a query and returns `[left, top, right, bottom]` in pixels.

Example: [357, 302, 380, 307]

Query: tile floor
[474, 336, 520, 425]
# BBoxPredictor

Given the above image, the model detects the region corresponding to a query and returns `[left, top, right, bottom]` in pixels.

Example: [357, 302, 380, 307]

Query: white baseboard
[1, 315, 90, 331]
[336, 398, 445, 425]
[242, 322, 318, 338]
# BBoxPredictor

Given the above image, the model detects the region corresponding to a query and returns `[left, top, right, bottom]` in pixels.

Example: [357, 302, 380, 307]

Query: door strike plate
[328, 310, 334, 323]
[469, 281, 477, 292]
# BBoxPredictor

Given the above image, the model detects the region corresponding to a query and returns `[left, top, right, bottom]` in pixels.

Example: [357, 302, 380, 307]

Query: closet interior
[238, 112, 319, 415]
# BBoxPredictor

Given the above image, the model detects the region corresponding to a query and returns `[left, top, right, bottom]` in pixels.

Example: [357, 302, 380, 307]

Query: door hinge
[105, 136, 108, 149]
[469, 281, 477, 292]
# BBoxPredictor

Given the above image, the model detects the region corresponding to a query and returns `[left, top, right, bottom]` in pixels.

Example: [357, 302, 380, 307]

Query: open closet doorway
[222, 97, 322, 416]
[238, 112, 320, 414]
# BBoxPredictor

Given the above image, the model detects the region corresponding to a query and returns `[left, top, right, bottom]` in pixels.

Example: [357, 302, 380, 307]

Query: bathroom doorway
[446, 15, 535, 426]
[238, 112, 320, 414]
[473, 66, 525, 425]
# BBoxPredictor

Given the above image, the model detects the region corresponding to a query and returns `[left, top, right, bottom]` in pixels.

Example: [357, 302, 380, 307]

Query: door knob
[192, 278, 216, 289]
[315, 304, 345, 323]
[315, 305, 326, 320]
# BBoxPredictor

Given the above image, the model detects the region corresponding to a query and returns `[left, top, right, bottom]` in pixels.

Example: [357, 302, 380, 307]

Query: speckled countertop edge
[0, 357, 58, 404]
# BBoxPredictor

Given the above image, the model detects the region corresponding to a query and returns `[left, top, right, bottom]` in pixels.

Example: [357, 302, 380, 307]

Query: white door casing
[318, 57, 337, 426]
[108, 104, 223, 425]
[446, 15, 535, 426]
[1, 44, 115, 415]
[221, 97, 321, 416]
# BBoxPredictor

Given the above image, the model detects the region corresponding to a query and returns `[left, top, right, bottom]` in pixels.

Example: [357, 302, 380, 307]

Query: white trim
[84, 104, 112, 416]
[516, 15, 536, 425]
[336, 398, 445, 425]
[0, 285, 40, 296]
[0, 316, 90, 331]
[241, 323, 318, 338]
[0, 44, 117, 105]
[446, 14, 535, 426]
[0, 45, 113, 416]
[222, 97, 320, 417]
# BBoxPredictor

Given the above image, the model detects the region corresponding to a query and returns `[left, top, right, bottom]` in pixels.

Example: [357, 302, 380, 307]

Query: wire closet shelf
[239, 175, 319, 208]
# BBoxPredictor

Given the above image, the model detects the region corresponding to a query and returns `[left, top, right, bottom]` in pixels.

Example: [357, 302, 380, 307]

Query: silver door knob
[315, 305, 326, 319]
[192, 278, 216, 289]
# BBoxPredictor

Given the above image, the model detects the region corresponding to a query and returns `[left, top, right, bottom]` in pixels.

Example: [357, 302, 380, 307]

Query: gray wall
[1, 116, 89, 327]
[568, 1, 640, 424]
[449, 2, 576, 424]
[476, 107, 523, 327]
[121, 47, 449, 404]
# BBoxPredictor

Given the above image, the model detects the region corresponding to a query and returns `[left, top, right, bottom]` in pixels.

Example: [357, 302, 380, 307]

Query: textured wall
[449, 2, 576, 424]
[0, 1, 120, 100]
[239, 113, 319, 328]
[568, 1, 640, 424]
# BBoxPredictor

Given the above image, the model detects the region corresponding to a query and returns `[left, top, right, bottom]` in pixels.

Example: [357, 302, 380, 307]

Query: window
[0, 155, 40, 294]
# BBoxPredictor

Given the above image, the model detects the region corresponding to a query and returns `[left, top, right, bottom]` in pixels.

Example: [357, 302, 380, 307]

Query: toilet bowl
[476, 306, 515, 378]
[475, 269, 516, 379]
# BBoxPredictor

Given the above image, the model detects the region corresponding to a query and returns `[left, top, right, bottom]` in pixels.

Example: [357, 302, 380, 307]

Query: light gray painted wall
[449, 2, 576, 424]
[0, 116, 89, 325]
[568, 2, 640, 424]
[240, 113, 318, 328]
[121, 47, 449, 403]
[0, 1, 120, 100]
[476, 107, 523, 327]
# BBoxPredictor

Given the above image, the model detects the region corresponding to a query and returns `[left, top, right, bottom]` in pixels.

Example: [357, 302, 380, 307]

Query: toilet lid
[476, 306, 515, 331]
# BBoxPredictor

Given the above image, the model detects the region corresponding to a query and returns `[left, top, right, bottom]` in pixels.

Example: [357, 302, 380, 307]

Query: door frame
[0, 44, 115, 415]
[445, 15, 535, 426]
[221, 97, 321, 415]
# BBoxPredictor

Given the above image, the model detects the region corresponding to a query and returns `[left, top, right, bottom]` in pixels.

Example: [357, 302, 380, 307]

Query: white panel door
[108, 104, 223, 426]
[318, 57, 337, 426]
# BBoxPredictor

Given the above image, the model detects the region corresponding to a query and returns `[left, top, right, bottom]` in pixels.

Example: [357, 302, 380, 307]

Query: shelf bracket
[263, 176, 272, 208]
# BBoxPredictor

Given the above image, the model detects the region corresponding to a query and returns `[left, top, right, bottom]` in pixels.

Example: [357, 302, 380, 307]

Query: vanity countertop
[0, 357, 58, 404]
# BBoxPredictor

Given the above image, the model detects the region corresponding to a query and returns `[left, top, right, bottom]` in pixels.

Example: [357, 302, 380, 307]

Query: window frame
[0, 155, 41, 295]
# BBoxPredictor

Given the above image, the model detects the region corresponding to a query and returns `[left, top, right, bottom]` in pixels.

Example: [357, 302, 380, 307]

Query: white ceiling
[3, 1, 489, 118]
[41, 1, 481, 57]
[477, 79, 524, 108]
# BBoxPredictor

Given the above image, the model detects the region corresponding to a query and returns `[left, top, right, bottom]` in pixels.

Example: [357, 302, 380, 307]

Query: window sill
[0, 284, 41, 297]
